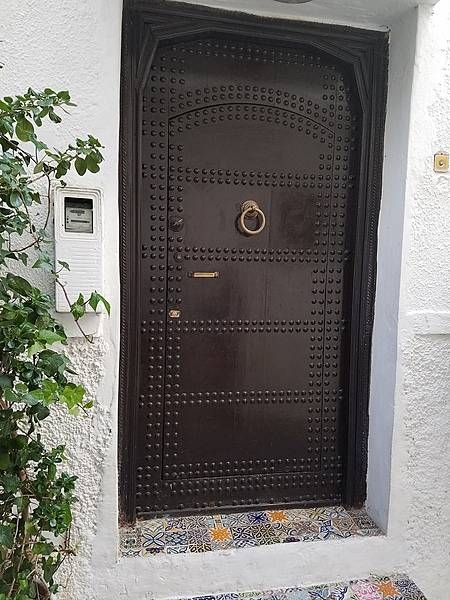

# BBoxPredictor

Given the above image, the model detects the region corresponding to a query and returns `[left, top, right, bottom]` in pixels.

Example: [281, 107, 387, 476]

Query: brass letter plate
[188, 271, 219, 278]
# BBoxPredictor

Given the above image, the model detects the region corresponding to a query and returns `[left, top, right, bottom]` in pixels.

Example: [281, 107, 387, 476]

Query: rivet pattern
[171, 105, 333, 139]
[166, 39, 353, 132]
[135, 35, 361, 517]
[172, 167, 333, 188]
[166, 320, 343, 334]
[177, 248, 346, 263]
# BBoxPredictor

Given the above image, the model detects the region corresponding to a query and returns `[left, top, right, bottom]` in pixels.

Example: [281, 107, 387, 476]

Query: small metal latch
[434, 153, 449, 173]
[169, 309, 181, 318]
[188, 271, 219, 278]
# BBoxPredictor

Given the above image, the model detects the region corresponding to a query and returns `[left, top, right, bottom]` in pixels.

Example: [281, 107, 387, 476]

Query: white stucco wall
[1, 1, 449, 600]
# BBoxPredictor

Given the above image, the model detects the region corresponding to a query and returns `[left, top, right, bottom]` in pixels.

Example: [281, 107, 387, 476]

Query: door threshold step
[170, 575, 426, 600]
[120, 505, 381, 556]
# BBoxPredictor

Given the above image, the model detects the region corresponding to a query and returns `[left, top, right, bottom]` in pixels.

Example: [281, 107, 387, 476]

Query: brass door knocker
[239, 200, 266, 236]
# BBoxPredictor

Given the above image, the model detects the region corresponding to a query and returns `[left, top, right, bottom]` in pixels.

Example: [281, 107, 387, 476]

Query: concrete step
[171, 575, 426, 600]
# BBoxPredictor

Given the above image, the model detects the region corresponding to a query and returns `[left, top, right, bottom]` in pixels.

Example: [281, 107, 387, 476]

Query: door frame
[118, 0, 388, 523]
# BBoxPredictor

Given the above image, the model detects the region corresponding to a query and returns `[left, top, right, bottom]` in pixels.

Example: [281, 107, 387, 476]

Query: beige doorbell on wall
[53, 186, 103, 313]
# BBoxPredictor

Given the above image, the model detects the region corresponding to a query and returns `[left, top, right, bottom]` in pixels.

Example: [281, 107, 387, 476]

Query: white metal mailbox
[53, 186, 103, 313]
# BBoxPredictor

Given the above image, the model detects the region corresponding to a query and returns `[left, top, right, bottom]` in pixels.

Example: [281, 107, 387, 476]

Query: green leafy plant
[0, 88, 109, 599]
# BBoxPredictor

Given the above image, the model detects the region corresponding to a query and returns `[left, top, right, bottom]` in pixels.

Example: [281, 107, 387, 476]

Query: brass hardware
[239, 200, 266, 236]
[189, 271, 219, 278]
[169, 309, 181, 318]
[434, 153, 449, 173]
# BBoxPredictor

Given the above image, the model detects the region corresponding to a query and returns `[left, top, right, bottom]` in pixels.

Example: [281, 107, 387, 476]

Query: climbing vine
[0, 87, 108, 599]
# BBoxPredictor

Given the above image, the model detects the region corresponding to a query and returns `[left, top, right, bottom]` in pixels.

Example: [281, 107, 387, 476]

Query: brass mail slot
[188, 271, 219, 278]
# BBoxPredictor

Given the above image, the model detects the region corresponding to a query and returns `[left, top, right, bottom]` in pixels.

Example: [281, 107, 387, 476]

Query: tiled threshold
[171, 575, 427, 600]
[120, 505, 381, 556]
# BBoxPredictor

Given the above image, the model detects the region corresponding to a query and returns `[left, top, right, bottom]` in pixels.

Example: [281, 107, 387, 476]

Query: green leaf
[34, 404, 50, 420]
[28, 341, 45, 356]
[0, 524, 14, 548]
[87, 291, 100, 312]
[9, 190, 21, 207]
[0, 453, 12, 470]
[24, 521, 38, 536]
[4, 388, 18, 403]
[71, 303, 86, 320]
[0, 375, 13, 389]
[57, 260, 70, 271]
[49, 110, 62, 124]
[70, 293, 86, 320]
[33, 253, 53, 271]
[7, 273, 34, 295]
[22, 391, 43, 405]
[88, 291, 110, 315]
[55, 159, 69, 178]
[38, 350, 69, 376]
[75, 157, 87, 176]
[38, 329, 65, 345]
[32, 542, 54, 556]
[57, 90, 71, 101]
[43, 556, 60, 584]
[15, 116, 34, 141]
[86, 153, 100, 173]
[62, 383, 85, 407]
[2, 474, 20, 494]
[48, 462, 57, 479]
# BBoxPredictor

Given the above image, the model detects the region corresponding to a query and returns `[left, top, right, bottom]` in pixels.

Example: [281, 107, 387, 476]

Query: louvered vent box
[53, 186, 103, 313]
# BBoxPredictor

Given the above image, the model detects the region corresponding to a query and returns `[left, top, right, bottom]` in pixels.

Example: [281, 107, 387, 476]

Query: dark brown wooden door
[134, 34, 363, 517]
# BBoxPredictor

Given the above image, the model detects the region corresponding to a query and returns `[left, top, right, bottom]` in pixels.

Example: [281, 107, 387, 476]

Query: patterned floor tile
[167, 575, 426, 600]
[188, 543, 213, 553]
[165, 530, 189, 546]
[248, 523, 283, 545]
[120, 505, 381, 556]
[247, 511, 271, 525]
[187, 528, 211, 545]
[166, 544, 189, 554]
[277, 520, 321, 543]
[220, 512, 255, 527]
[229, 526, 259, 548]
[120, 529, 143, 557]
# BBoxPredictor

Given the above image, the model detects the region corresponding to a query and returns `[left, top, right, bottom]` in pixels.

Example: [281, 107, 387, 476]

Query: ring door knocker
[239, 200, 266, 236]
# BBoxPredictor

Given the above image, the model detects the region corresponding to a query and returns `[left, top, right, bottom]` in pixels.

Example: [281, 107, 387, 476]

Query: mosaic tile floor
[121, 505, 381, 556]
[173, 575, 427, 600]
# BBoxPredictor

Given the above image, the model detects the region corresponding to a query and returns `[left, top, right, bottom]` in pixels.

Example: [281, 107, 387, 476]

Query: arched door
[121, 11, 388, 520]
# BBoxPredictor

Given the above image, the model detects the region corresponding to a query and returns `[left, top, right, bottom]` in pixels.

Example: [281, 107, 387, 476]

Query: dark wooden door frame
[119, 0, 388, 523]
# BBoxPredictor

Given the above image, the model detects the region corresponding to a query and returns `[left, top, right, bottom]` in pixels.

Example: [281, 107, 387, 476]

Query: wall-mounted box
[53, 186, 103, 313]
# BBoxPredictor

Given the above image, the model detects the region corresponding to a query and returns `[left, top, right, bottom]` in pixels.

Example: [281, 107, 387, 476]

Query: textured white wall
[164, 0, 439, 30]
[366, 7, 418, 532]
[389, 2, 450, 591]
[0, 1, 449, 600]
[0, 1, 123, 599]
